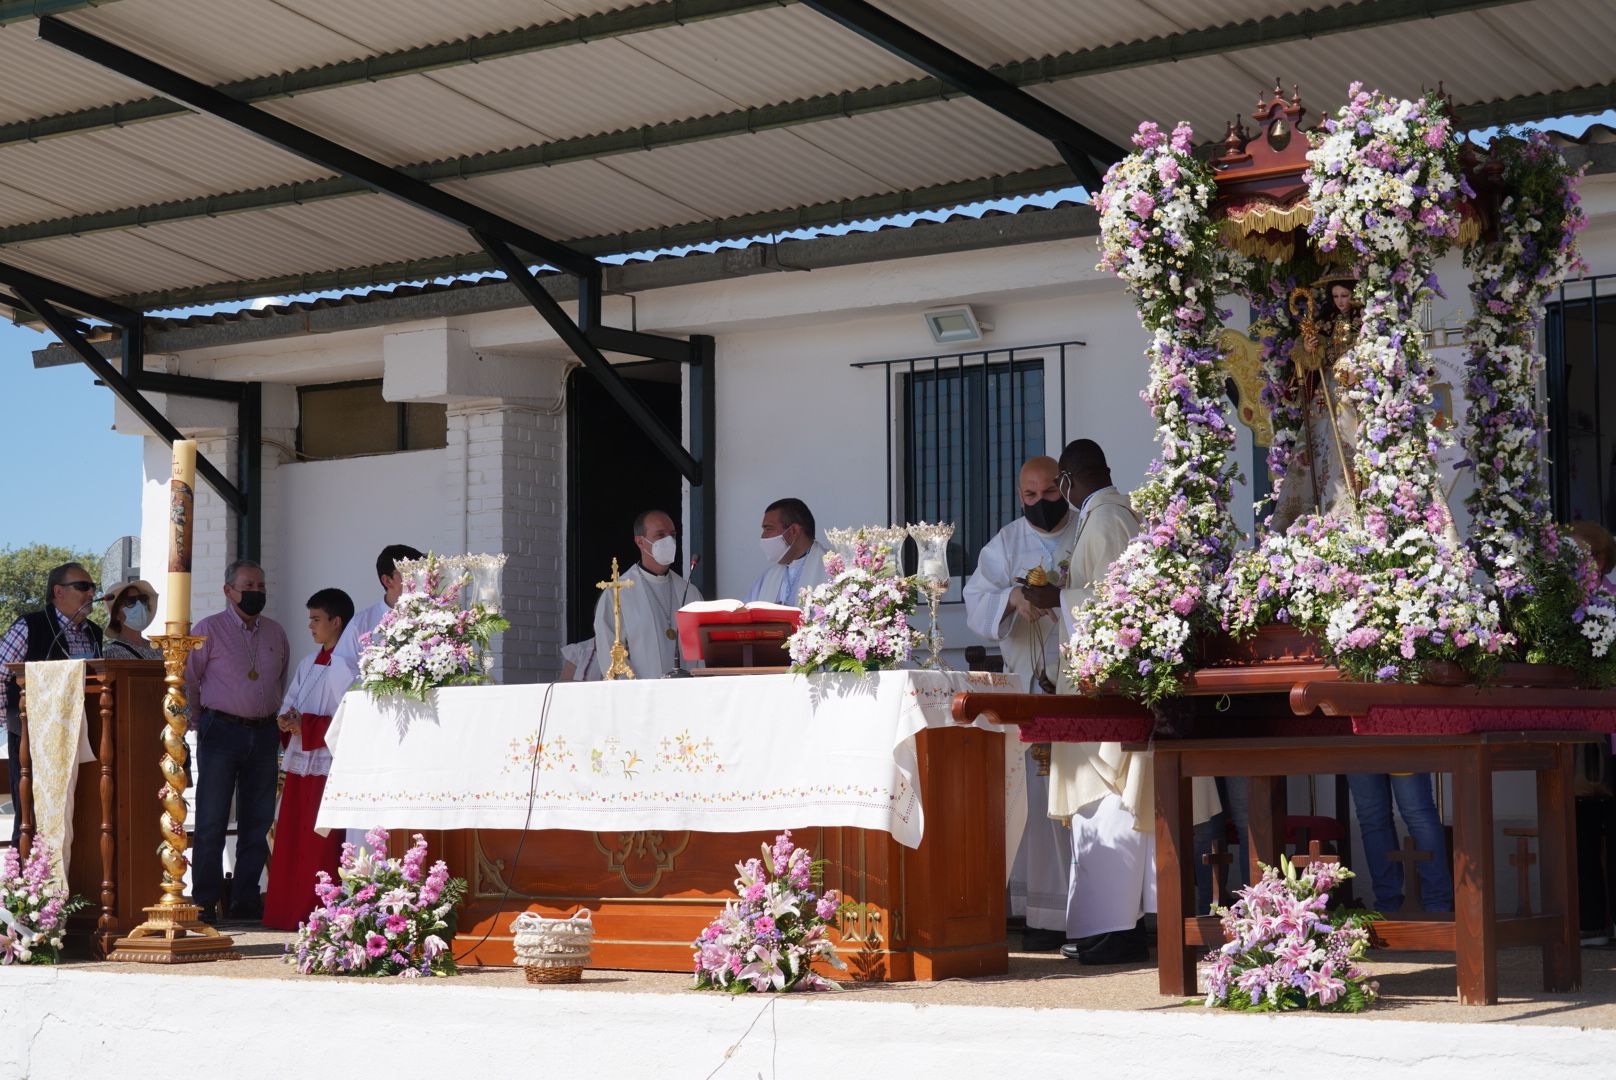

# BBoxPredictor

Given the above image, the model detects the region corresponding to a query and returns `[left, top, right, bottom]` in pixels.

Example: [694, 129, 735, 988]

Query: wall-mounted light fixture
[922, 305, 989, 345]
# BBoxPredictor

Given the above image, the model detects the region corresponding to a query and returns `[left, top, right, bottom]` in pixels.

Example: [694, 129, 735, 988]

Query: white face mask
[122, 600, 153, 633]
[650, 535, 678, 566]
[760, 533, 792, 565]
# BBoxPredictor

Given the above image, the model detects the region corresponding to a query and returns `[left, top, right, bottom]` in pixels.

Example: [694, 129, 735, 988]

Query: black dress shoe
[196, 905, 218, 926]
[1019, 926, 1069, 951]
[1072, 927, 1150, 966]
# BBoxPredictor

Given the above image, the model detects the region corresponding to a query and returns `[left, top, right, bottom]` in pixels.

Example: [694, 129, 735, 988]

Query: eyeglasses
[61, 581, 98, 593]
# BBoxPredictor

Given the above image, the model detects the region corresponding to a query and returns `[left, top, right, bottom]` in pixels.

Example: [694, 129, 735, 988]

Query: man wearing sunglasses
[0, 562, 104, 844]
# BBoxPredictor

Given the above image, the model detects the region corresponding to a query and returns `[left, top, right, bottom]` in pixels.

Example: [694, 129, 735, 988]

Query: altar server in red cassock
[263, 588, 358, 931]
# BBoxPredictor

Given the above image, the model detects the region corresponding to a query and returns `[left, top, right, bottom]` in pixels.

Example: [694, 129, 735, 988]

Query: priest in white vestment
[962, 455, 1081, 948]
[333, 543, 424, 670]
[746, 497, 830, 606]
[594, 509, 704, 679]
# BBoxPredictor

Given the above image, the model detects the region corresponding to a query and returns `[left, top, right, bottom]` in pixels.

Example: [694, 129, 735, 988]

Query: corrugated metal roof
[0, 0, 1610, 313]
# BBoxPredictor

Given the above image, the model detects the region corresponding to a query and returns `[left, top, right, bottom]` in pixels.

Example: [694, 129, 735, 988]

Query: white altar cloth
[316, 670, 1011, 849]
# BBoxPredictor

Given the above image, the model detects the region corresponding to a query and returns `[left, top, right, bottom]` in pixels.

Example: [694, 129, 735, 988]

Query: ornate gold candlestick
[107, 630, 240, 962]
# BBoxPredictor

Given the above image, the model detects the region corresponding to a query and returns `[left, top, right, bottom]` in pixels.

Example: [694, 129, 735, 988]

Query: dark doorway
[567, 360, 683, 644]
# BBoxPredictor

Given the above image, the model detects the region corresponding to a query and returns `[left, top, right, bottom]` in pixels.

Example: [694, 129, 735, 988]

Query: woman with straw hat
[102, 579, 161, 660]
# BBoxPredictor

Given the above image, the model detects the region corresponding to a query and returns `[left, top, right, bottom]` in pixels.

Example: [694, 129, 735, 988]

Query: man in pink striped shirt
[186, 558, 290, 925]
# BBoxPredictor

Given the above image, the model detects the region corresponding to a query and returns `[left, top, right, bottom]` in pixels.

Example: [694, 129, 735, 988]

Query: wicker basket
[512, 909, 594, 985]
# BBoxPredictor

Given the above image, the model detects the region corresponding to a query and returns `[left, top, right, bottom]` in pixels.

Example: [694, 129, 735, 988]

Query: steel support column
[687, 334, 717, 598]
[798, 0, 1118, 189]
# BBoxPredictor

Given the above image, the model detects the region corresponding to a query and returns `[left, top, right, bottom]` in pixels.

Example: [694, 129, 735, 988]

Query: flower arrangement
[692, 830, 845, 993]
[359, 553, 511, 701]
[787, 532, 922, 674]
[1247, 272, 1308, 522]
[1203, 855, 1379, 1013]
[1220, 86, 1510, 682]
[0, 840, 87, 965]
[285, 828, 467, 978]
[1459, 131, 1615, 682]
[1064, 120, 1248, 702]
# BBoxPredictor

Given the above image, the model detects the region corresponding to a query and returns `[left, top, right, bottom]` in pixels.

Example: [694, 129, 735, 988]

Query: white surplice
[332, 598, 390, 671]
[278, 649, 358, 778]
[746, 541, 830, 606]
[593, 562, 704, 680]
[963, 510, 1082, 931]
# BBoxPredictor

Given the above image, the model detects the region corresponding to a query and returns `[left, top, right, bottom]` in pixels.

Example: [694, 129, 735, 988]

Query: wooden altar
[8, 659, 168, 958]
[446, 723, 1007, 981]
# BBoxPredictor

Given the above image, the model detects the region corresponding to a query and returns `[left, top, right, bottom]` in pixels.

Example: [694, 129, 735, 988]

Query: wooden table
[1147, 731, 1589, 1006]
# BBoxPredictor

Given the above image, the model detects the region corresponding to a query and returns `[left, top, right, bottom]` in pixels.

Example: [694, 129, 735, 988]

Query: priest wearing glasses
[593, 510, 703, 679]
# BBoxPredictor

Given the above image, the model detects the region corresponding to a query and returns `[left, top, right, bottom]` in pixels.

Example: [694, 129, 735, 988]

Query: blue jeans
[192, 710, 279, 915]
[1348, 773, 1453, 912]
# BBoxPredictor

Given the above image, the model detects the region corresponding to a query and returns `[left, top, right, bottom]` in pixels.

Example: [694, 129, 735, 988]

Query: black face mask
[236, 590, 267, 616]
[1023, 496, 1069, 532]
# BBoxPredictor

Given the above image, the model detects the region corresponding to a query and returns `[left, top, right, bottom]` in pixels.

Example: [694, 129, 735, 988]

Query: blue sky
[1, 110, 1611, 555]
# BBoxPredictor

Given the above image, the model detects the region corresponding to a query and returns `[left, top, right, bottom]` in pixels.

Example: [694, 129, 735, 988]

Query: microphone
[664, 553, 700, 679]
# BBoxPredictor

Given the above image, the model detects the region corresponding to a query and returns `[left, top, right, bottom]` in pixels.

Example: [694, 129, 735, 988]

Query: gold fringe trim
[1219, 200, 1315, 235]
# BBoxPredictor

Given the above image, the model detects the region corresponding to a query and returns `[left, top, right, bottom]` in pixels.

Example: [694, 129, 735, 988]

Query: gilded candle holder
[106, 629, 240, 963]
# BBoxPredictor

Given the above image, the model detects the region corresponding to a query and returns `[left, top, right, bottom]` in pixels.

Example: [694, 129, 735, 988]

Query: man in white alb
[594, 510, 703, 679]
[963, 455, 1081, 950]
[333, 543, 423, 670]
[746, 498, 829, 606]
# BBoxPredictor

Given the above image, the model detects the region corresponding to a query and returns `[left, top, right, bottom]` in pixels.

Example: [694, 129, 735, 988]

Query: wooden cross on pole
[1202, 839, 1234, 909]
[1385, 836, 1432, 914]
[1291, 839, 1339, 871]
[1504, 827, 1538, 917]
[597, 557, 636, 681]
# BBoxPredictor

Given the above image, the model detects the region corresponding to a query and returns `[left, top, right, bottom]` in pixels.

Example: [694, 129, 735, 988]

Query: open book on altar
[676, 600, 801, 665]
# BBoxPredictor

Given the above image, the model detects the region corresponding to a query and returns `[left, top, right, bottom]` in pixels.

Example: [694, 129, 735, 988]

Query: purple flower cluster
[692, 830, 845, 993]
[1066, 120, 1248, 702]
[358, 554, 510, 701]
[285, 827, 466, 978]
[0, 841, 86, 965]
[1203, 856, 1378, 1012]
[788, 537, 922, 673]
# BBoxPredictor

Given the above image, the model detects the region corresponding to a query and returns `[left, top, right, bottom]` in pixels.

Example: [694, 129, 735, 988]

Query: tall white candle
[167, 440, 196, 634]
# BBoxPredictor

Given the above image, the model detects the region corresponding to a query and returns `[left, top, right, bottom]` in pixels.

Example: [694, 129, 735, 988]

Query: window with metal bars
[853, 342, 1079, 582]
[1546, 275, 1616, 528]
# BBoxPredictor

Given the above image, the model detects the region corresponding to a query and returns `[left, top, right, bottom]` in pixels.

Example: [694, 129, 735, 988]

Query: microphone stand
[663, 553, 700, 678]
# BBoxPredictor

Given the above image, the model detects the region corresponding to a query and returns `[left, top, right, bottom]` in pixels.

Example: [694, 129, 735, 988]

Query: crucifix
[597, 557, 636, 681]
[1291, 839, 1339, 871]
[1504, 827, 1538, 917]
[1385, 836, 1432, 914]
[1202, 839, 1234, 909]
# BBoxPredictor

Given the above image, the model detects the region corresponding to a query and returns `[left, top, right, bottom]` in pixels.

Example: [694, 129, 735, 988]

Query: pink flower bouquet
[286, 828, 467, 977]
[0, 840, 87, 964]
[692, 830, 846, 992]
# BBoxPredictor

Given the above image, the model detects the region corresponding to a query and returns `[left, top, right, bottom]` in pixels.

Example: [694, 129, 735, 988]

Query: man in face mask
[961, 455, 1080, 951]
[185, 558, 290, 925]
[593, 509, 704, 679]
[746, 498, 829, 606]
[0, 561, 105, 845]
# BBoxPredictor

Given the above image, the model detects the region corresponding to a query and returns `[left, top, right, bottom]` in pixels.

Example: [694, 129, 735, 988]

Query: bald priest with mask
[594, 509, 704, 679]
[963, 454, 1082, 948]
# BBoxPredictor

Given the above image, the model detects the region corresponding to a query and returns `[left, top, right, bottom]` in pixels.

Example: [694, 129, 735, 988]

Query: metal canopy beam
[477, 232, 700, 483]
[15, 283, 244, 511]
[0, 0, 114, 26]
[800, 0, 1117, 188]
[36, 15, 599, 280]
[0, 258, 138, 325]
[3, 0, 784, 147]
[3, 0, 1544, 253]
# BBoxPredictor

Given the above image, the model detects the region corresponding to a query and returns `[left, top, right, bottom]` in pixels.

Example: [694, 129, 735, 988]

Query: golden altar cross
[597, 557, 636, 680]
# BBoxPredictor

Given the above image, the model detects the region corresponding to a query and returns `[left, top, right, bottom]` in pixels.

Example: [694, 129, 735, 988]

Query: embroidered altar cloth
[316, 670, 1011, 848]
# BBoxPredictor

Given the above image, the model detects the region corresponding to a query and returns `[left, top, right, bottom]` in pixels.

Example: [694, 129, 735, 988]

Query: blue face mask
[122, 600, 152, 632]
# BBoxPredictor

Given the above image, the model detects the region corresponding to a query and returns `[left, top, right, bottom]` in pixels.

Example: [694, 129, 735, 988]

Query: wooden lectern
[7, 659, 167, 957]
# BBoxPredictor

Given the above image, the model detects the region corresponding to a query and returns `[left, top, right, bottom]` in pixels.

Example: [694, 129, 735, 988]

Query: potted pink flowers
[286, 828, 466, 977]
[692, 831, 846, 992]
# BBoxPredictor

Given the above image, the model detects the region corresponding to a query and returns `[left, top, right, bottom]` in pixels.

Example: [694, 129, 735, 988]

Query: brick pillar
[447, 399, 565, 684]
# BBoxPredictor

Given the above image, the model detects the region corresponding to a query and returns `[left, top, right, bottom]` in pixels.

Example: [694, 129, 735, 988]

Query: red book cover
[676, 602, 801, 662]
